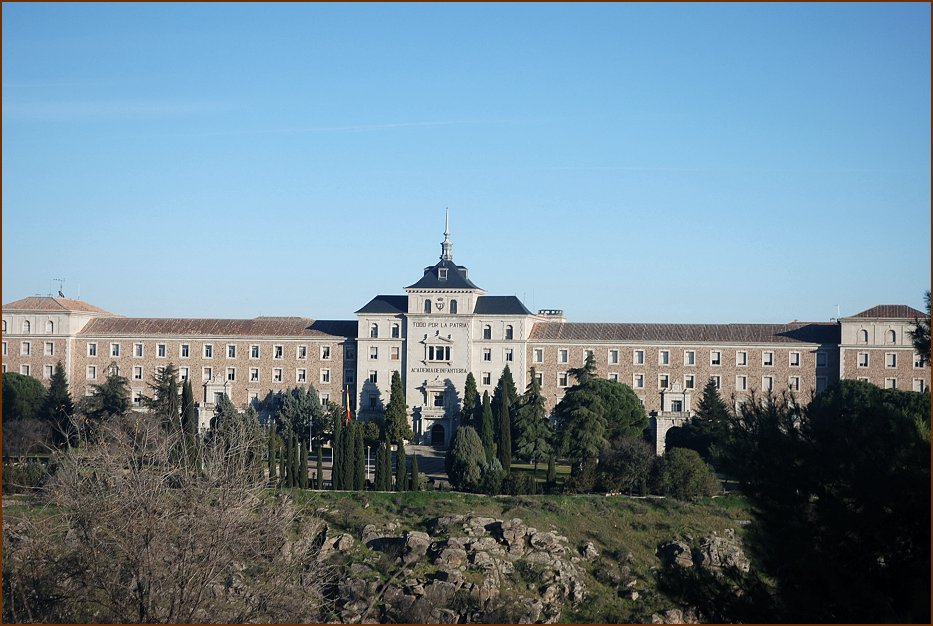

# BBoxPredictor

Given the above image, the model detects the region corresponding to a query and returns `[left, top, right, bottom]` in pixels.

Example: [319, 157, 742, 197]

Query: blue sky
[3, 3, 930, 323]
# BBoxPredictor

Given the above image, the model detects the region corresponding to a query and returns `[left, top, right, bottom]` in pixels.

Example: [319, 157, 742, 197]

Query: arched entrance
[430, 423, 446, 447]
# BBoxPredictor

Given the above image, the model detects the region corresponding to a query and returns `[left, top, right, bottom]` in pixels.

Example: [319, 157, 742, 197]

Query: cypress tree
[278, 439, 287, 488]
[299, 438, 309, 489]
[513, 369, 552, 477]
[374, 442, 386, 490]
[410, 454, 420, 491]
[267, 432, 277, 484]
[383, 440, 393, 490]
[480, 391, 495, 464]
[497, 387, 512, 471]
[396, 442, 407, 492]
[461, 372, 480, 430]
[316, 445, 324, 489]
[42, 361, 75, 448]
[384, 371, 413, 445]
[181, 378, 197, 437]
[332, 412, 344, 489]
[353, 423, 365, 490]
[546, 454, 557, 489]
[340, 426, 354, 490]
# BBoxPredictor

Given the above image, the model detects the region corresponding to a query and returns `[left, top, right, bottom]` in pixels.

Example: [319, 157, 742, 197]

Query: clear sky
[3, 3, 930, 324]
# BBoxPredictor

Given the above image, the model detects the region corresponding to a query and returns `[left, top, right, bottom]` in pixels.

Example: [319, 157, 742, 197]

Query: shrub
[502, 472, 538, 495]
[446, 426, 486, 491]
[651, 447, 719, 500]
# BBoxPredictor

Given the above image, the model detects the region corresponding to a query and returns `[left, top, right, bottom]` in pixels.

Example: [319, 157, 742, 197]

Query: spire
[440, 207, 453, 261]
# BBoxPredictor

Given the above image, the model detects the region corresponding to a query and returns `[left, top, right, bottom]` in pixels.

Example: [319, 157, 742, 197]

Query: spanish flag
[344, 386, 352, 425]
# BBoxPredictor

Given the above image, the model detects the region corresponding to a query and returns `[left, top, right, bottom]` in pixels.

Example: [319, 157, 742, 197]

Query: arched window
[505, 325, 514, 340]
[450, 299, 458, 314]
[391, 323, 400, 339]
[859, 329, 868, 343]
[483, 325, 491, 340]
[45, 320, 54, 334]
[887, 329, 896, 343]
[424, 300, 432, 313]
[2, 320, 6, 332]
[22, 320, 31, 334]
[369, 323, 378, 338]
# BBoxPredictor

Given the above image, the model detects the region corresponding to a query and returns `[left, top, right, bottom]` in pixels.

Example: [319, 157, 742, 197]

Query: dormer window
[438, 268, 448, 281]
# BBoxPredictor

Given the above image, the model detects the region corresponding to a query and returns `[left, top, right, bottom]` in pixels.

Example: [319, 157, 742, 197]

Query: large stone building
[3, 221, 929, 448]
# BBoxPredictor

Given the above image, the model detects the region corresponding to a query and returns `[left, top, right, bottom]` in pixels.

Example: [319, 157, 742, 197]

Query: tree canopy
[512, 368, 553, 474]
[384, 371, 413, 444]
[2, 372, 47, 423]
[445, 426, 486, 492]
[910, 290, 931, 364]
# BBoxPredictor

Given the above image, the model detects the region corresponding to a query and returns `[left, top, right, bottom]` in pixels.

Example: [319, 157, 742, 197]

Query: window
[671, 400, 683, 412]
[345, 345, 355, 360]
[482, 372, 492, 385]
[710, 376, 721, 389]
[659, 374, 669, 389]
[534, 371, 543, 386]
[45, 320, 54, 334]
[659, 350, 670, 365]
[885, 377, 897, 389]
[390, 346, 400, 360]
[345, 369, 355, 384]
[179, 367, 188, 381]
[2, 320, 5, 332]
[736, 375, 747, 391]
[273, 368, 283, 382]
[857, 376, 870, 382]
[710, 350, 721, 366]
[609, 349, 619, 365]
[133, 366, 143, 380]
[558, 349, 569, 363]
[44, 341, 54, 356]
[132, 391, 143, 407]
[157, 343, 166, 358]
[203, 344, 213, 358]
[762, 376, 773, 392]
[87, 365, 97, 380]
[883, 352, 898, 368]
[180, 343, 190, 358]
[887, 329, 896, 344]
[450, 300, 458, 314]
[438, 268, 448, 281]
[111, 343, 120, 357]
[483, 325, 491, 340]
[684, 350, 695, 366]
[370, 323, 379, 338]
[250, 368, 259, 382]
[227, 344, 237, 359]
[859, 329, 869, 343]
[134, 343, 144, 357]
[424, 300, 432, 313]
[391, 323, 400, 338]
[22, 320, 30, 334]
[858, 352, 869, 368]
[559, 372, 569, 387]
[633, 349, 645, 365]
[504, 348, 514, 362]
[913, 379, 926, 393]
[321, 345, 331, 360]
[250, 345, 260, 359]
[534, 348, 544, 363]
[684, 374, 695, 389]
[21, 341, 31, 356]
[608, 372, 619, 382]
[20, 364, 30, 376]
[274, 345, 284, 359]
[297, 368, 307, 383]
[433, 392, 445, 407]
[1, 342, 5, 356]
[370, 346, 379, 360]
[736, 351, 747, 366]
[428, 345, 450, 361]
[505, 325, 514, 340]
[88, 342, 98, 357]
[790, 352, 801, 367]
[203, 367, 213, 381]
[762, 351, 773, 366]
[789, 376, 800, 392]
[584, 349, 594, 361]
[633, 373, 645, 389]
[44, 364, 54, 379]
[368, 370, 377, 384]
[483, 348, 492, 361]
[912, 353, 925, 368]
[226, 367, 236, 382]
[298, 345, 307, 360]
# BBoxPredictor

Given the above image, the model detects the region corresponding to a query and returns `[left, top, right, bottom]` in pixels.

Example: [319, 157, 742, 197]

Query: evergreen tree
[299, 438, 309, 489]
[677, 378, 732, 463]
[81, 365, 130, 436]
[316, 446, 324, 489]
[480, 391, 495, 464]
[554, 353, 607, 478]
[513, 368, 553, 477]
[42, 361, 75, 448]
[383, 440, 393, 489]
[353, 422, 366, 490]
[332, 410, 344, 489]
[2, 371, 47, 423]
[340, 425, 354, 490]
[910, 290, 931, 364]
[497, 387, 512, 470]
[267, 431, 278, 484]
[446, 426, 486, 491]
[546, 454, 557, 489]
[374, 442, 386, 490]
[384, 371, 413, 445]
[410, 454, 420, 491]
[278, 439, 287, 487]
[395, 442, 407, 492]
[180, 378, 197, 437]
[461, 372, 480, 430]
[491, 365, 518, 419]
[143, 363, 180, 430]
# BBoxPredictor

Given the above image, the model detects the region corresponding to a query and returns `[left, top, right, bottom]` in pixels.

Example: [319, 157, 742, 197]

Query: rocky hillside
[306, 491, 759, 623]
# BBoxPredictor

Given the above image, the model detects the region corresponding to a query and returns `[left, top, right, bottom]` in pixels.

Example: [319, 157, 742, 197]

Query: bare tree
[3, 413, 334, 623]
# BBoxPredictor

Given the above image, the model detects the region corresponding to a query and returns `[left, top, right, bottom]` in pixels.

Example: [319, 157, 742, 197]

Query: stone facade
[3, 227, 929, 447]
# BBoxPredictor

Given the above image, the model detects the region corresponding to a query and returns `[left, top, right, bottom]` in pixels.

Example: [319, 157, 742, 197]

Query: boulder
[580, 541, 599, 561]
[402, 531, 431, 564]
[693, 529, 750, 573]
[529, 531, 560, 552]
[657, 541, 694, 568]
[436, 546, 468, 567]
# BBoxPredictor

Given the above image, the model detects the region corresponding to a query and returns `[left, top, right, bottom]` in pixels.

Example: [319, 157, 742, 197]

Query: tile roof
[3, 296, 115, 315]
[847, 305, 925, 319]
[529, 321, 840, 345]
[79, 316, 357, 339]
[474, 295, 532, 315]
[355, 295, 409, 315]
